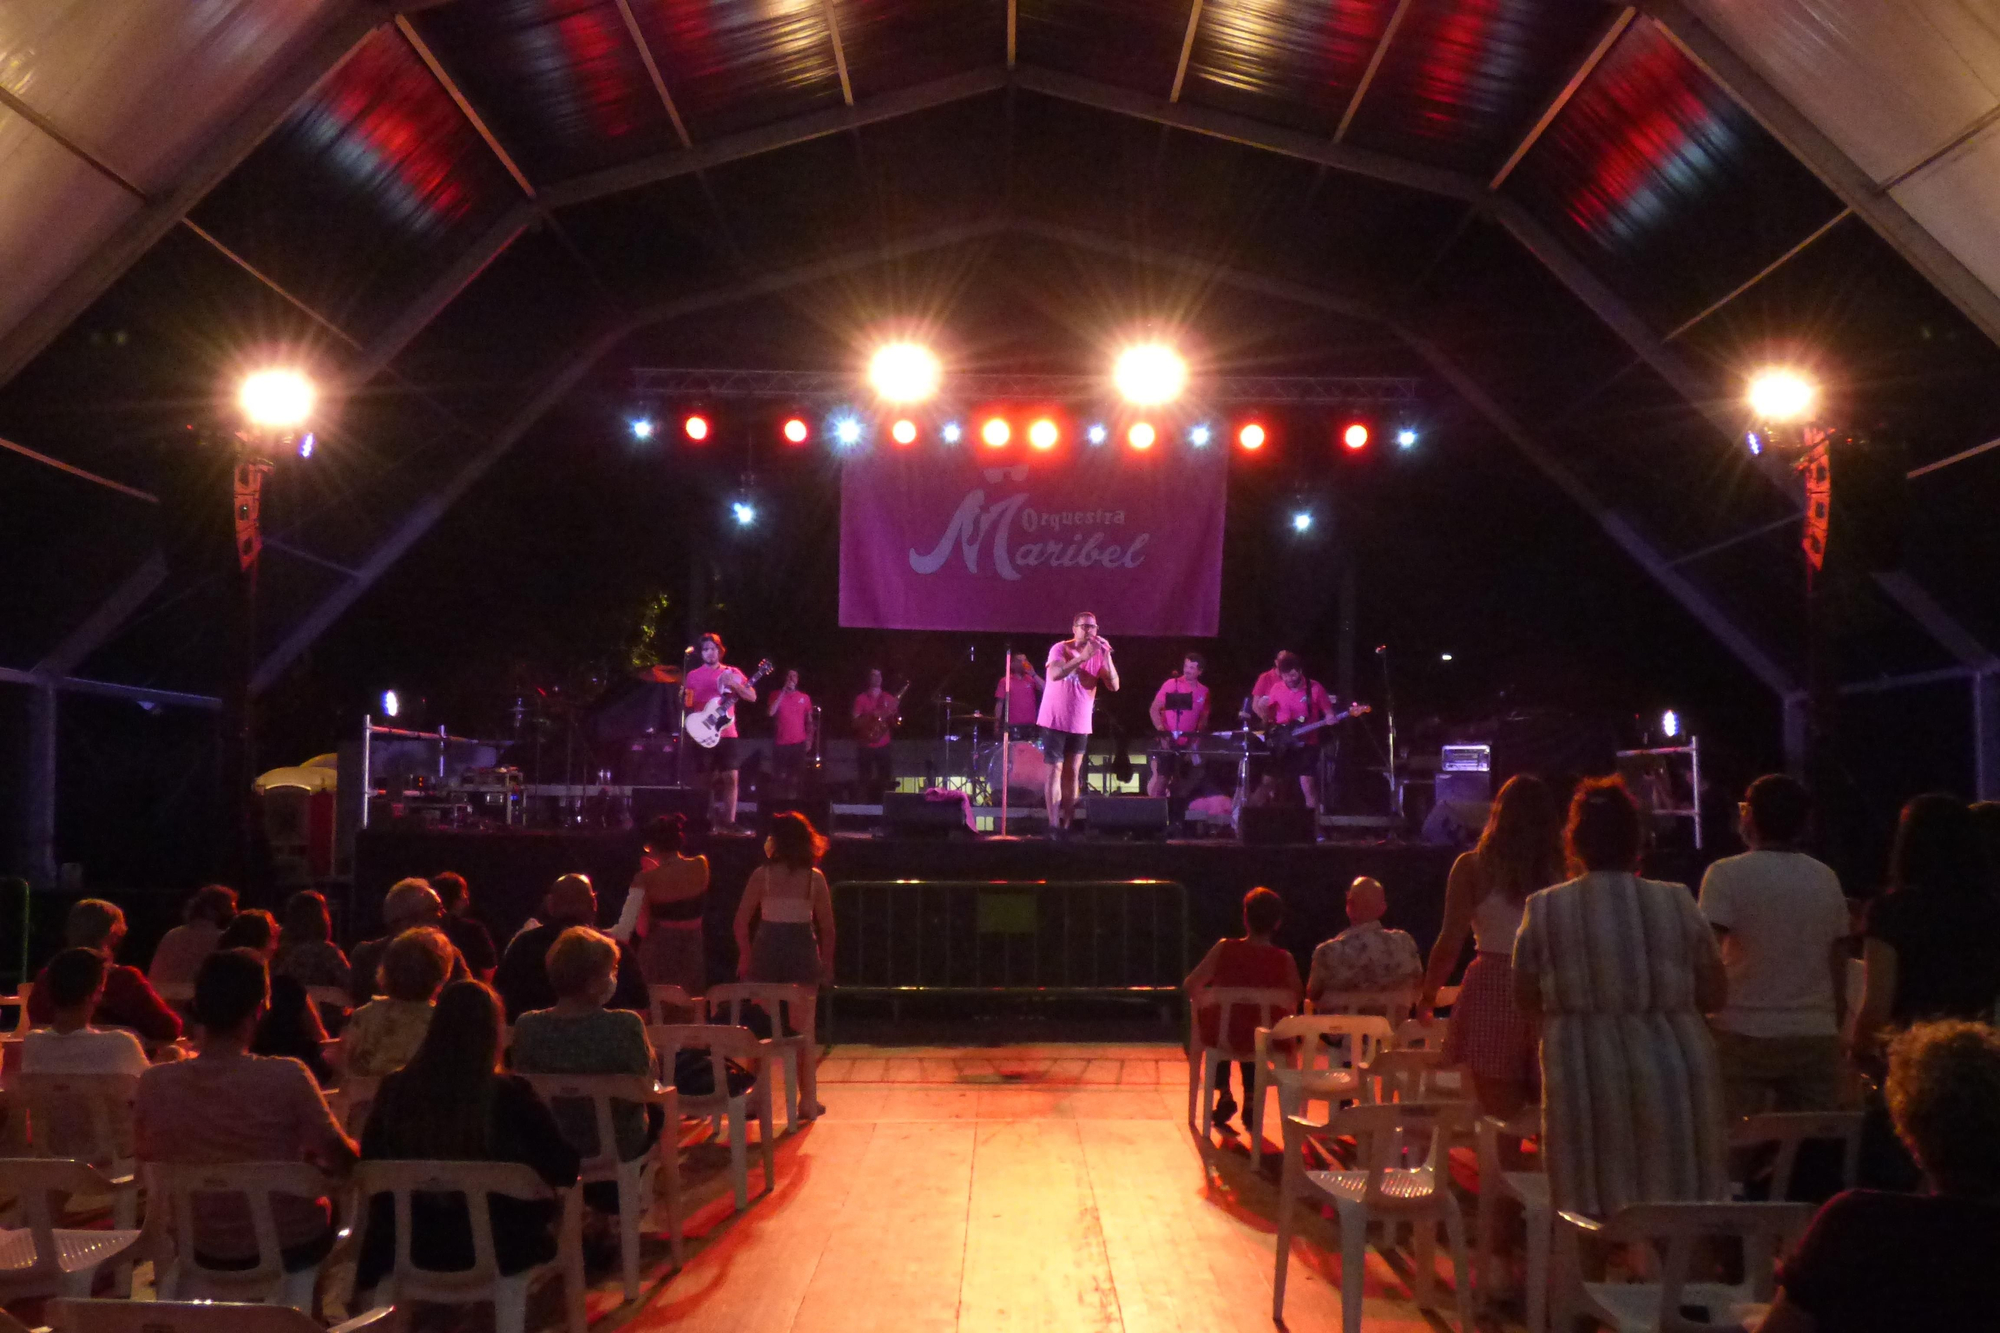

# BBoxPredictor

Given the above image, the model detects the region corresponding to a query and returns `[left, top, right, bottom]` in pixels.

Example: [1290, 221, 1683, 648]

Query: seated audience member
[148, 884, 238, 988]
[1755, 1021, 2000, 1333]
[496, 874, 647, 1022]
[510, 927, 660, 1216]
[1184, 887, 1302, 1127]
[218, 908, 281, 961]
[342, 928, 453, 1078]
[28, 899, 182, 1044]
[21, 948, 153, 1158]
[1698, 775, 1852, 1118]
[273, 890, 351, 992]
[349, 879, 466, 1003]
[431, 871, 499, 983]
[254, 971, 334, 1086]
[1307, 876, 1423, 1008]
[355, 980, 580, 1298]
[135, 949, 357, 1270]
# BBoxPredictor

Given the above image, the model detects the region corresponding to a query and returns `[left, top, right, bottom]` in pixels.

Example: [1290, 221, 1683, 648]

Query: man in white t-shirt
[20, 947, 152, 1077]
[1698, 774, 1853, 1117]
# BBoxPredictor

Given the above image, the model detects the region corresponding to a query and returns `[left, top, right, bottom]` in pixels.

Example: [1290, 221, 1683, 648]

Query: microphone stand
[999, 640, 1012, 836]
[1376, 645, 1401, 824]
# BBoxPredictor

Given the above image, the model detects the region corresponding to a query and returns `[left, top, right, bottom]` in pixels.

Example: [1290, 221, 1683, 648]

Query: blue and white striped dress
[1513, 871, 1729, 1216]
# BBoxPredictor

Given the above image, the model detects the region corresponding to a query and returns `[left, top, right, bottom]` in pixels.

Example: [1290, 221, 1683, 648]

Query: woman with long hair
[273, 889, 351, 992]
[732, 811, 835, 1118]
[627, 814, 711, 994]
[1419, 774, 1563, 1116]
[1512, 778, 1729, 1216]
[353, 980, 579, 1296]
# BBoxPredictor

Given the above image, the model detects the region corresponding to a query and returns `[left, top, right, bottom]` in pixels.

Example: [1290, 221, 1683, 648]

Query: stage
[352, 824, 1461, 995]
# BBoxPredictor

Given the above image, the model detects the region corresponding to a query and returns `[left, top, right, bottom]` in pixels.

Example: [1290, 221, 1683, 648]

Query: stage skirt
[1443, 952, 1539, 1087]
[750, 921, 822, 986]
[640, 924, 708, 995]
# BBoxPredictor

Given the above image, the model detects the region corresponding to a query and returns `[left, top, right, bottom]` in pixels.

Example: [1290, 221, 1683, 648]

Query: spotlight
[1342, 422, 1369, 451]
[1188, 423, 1212, 448]
[629, 417, 656, 441]
[941, 421, 963, 444]
[869, 342, 941, 404]
[1114, 344, 1187, 406]
[890, 418, 918, 446]
[1127, 421, 1156, 450]
[1440, 653, 1454, 662]
[683, 413, 710, 442]
[731, 500, 757, 527]
[239, 369, 315, 429]
[831, 413, 864, 448]
[1086, 423, 1107, 446]
[1237, 423, 1266, 451]
[1747, 368, 1816, 423]
[1028, 418, 1059, 450]
[981, 417, 1011, 447]
[381, 689, 400, 719]
[782, 417, 810, 445]
[1661, 708, 1680, 739]
[296, 432, 315, 460]
[1291, 510, 1313, 533]
[1396, 428, 1418, 449]
[1745, 430, 1763, 457]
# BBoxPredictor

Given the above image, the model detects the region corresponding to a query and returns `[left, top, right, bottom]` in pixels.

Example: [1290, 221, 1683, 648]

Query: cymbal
[950, 710, 998, 720]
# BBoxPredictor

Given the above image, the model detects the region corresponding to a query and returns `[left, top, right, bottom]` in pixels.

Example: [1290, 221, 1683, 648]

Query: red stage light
[1127, 422, 1156, 450]
[1342, 422, 1369, 450]
[891, 418, 918, 445]
[1238, 423, 1266, 451]
[684, 414, 710, 442]
[981, 417, 1011, 447]
[782, 417, 809, 445]
[1028, 418, 1059, 450]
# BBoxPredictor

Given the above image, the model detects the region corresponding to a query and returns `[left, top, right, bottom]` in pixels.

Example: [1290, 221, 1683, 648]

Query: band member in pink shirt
[683, 633, 758, 829]
[1148, 652, 1210, 797]
[766, 669, 814, 797]
[851, 669, 900, 798]
[994, 654, 1044, 738]
[1038, 611, 1120, 833]
[1253, 651, 1361, 818]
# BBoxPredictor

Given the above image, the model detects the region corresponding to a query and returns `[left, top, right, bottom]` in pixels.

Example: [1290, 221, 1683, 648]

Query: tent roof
[4, 0, 2000, 714]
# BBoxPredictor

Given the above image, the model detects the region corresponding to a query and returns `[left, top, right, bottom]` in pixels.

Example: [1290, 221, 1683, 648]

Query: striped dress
[1513, 871, 1729, 1216]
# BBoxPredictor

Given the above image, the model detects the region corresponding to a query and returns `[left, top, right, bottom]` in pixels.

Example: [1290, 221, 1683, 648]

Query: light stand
[1376, 644, 1402, 825]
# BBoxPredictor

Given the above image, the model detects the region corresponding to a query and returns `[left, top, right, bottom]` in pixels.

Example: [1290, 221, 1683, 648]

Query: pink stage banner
[840, 447, 1226, 636]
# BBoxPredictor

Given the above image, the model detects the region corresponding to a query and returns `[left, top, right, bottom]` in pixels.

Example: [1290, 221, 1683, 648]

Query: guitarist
[683, 633, 759, 830]
[1252, 651, 1363, 820]
[850, 668, 901, 799]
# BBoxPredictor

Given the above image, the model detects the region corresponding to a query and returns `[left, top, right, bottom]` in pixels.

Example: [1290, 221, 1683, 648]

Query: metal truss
[628, 368, 1421, 407]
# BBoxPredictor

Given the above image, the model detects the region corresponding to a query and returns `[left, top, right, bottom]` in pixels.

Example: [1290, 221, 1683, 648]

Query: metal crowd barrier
[828, 878, 1190, 1023]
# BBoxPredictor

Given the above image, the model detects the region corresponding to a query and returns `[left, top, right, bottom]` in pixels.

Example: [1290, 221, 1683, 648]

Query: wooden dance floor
[580, 1043, 1486, 1333]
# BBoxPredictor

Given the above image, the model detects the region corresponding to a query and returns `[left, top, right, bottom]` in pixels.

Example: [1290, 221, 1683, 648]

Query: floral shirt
[1307, 922, 1422, 1000]
[341, 998, 434, 1077]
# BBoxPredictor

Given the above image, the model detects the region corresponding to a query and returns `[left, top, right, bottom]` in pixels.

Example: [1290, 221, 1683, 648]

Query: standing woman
[1420, 775, 1563, 1117]
[627, 814, 711, 996]
[733, 811, 835, 1118]
[1513, 778, 1729, 1216]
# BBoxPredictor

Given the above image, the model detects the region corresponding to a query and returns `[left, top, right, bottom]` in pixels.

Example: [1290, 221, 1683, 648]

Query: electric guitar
[684, 659, 773, 748]
[1264, 703, 1373, 752]
[853, 680, 910, 746]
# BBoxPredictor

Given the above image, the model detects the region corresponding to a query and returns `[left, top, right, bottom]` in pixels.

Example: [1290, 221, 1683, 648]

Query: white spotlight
[630, 418, 655, 441]
[1086, 423, 1107, 445]
[1188, 423, 1212, 447]
[732, 501, 758, 527]
[1440, 652, 1454, 662]
[1291, 510, 1313, 534]
[941, 421, 963, 444]
[1661, 708, 1680, 739]
[1396, 428, 1419, 449]
[1747, 369, 1817, 423]
[381, 690, 400, 719]
[1114, 343, 1187, 406]
[868, 343, 942, 403]
[831, 414, 864, 447]
[239, 369, 315, 429]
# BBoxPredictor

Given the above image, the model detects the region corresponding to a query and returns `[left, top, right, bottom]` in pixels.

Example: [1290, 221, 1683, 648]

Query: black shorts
[691, 736, 741, 773]
[1041, 727, 1089, 763]
[1272, 742, 1321, 780]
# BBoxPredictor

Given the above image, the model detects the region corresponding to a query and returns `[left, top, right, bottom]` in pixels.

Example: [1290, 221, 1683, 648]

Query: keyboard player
[1147, 652, 1211, 797]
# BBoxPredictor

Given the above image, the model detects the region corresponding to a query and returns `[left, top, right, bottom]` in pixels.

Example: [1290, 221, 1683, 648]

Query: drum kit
[931, 703, 1048, 804]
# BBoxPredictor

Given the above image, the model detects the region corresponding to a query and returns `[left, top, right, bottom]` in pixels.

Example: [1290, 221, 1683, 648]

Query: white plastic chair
[1553, 1202, 1815, 1333]
[706, 982, 818, 1128]
[0, 986, 29, 1034]
[647, 984, 708, 1026]
[1361, 1046, 1462, 1105]
[1188, 986, 1296, 1143]
[352, 1158, 585, 1333]
[1476, 1110, 1552, 1333]
[647, 1023, 776, 1211]
[1273, 1101, 1476, 1333]
[0, 1158, 148, 1302]
[153, 982, 196, 1008]
[147, 1160, 340, 1311]
[1247, 1013, 1393, 1164]
[1391, 1016, 1466, 1097]
[1728, 1111, 1862, 1201]
[12, 1072, 140, 1238]
[51, 1298, 393, 1333]
[521, 1072, 684, 1299]
[328, 1075, 381, 1140]
[1314, 988, 1419, 1025]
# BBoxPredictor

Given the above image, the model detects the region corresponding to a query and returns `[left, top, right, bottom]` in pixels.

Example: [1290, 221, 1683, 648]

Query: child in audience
[1185, 886, 1301, 1128]
[342, 928, 452, 1077]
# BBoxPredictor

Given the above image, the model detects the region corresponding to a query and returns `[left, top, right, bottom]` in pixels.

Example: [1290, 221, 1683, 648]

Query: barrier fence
[828, 878, 1190, 1020]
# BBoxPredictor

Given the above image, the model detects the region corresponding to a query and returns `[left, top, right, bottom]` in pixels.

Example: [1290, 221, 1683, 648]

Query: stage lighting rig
[890, 418, 919, 446]
[1342, 422, 1370, 451]
[682, 413, 711, 442]
[1114, 344, 1186, 406]
[1744, 367, 1821, 455]
[982, 417, 1011, 447]
[1029, 418, 1059, 450]
[869, 342, 942, 403]
[1126, 422, 1156, 450]
[1237, 423, 1266, 451]
[239, 369, 315, 431]
[782, 416, 810, 445]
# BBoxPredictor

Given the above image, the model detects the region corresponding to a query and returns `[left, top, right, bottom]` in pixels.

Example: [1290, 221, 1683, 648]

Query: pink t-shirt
[770, 690, 813, 746]
[853, 689, 896, 748]
[1151, 677, 1209, 733]
[686, 664, 749, 738]
[1264, 678, 1332, 727]
[1038, 639, 1109, 734]
[995, 675, 1039, 726]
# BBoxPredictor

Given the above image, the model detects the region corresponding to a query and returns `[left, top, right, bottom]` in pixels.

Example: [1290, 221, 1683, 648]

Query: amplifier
[1438, 743, 1492, 804]
[1440, 744, 1492, 773]
[1084, 796, 1169, 839]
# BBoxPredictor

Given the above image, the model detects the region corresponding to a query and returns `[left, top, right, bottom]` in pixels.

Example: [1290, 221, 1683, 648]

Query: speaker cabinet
[1085, 796, 1169, 839]
[1238, 806, 1317, 845]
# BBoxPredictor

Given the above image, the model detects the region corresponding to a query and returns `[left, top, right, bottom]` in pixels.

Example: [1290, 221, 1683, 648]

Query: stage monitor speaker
[1085, 796, 1169, 839]
[761, 797, 833, 834]
[1238, 806, 1316, 845]
[1422, 799, 1491, 847]
[1437, 770, 1492, 804]
[882, 791, 973, 838]
[629, 786, 712, 835]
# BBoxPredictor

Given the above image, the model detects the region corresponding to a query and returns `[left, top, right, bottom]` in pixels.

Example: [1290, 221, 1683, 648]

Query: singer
[1038, 611, 1120, 835]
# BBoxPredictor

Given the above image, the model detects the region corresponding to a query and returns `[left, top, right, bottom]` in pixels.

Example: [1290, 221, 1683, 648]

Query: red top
[1195, 939, 1298, 1052]
[30, 960, 182, 1044]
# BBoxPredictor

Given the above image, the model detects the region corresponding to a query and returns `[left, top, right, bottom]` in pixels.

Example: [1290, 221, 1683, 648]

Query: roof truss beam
[1336, 0, 1417, 143]
[611, 0, 693, 148]
[1490, 5, 1634, 189]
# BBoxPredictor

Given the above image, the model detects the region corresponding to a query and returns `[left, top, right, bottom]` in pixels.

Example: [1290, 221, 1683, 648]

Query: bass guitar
[684, 659, 773, 748]
[1264, 703, 1373, 752]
